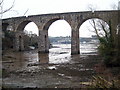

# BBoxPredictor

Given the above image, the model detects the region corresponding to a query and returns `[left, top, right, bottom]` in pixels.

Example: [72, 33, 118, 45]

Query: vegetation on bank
[88, 76, 120, 88]
[89, 19, 120, 67]
[2, 30, 15, 50]
[2, 30, 38, 50]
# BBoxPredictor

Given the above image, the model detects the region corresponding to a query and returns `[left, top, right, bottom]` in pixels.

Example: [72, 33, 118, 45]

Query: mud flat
[2, 46, 120, 88]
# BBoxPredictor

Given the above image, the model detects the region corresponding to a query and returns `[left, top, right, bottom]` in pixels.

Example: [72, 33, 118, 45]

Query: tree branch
[0, 0, 15, 14]
[0, 0, 4, 5]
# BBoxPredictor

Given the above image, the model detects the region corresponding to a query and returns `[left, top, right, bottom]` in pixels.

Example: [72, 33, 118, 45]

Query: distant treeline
[49, 35, 99, 44]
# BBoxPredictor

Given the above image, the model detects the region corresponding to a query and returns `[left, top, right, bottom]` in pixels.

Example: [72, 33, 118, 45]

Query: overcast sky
[3, 0, 119, 37]
[3, 0, 119, 18]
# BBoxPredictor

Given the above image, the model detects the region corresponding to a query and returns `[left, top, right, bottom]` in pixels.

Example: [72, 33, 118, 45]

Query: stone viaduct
[2, 10, 120, 54]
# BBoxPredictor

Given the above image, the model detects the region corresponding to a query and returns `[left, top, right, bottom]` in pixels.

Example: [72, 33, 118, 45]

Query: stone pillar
[44, 30, 49, 53]
[14, 32, 24, 51]
[19, 36, 24, 51]
[118, 10, 120, 54]
[38, 30, 49, 53]
[71, 27, 80, 55]
[14, 33, 19, 51]
[38, 30, 45, 53]
[117, 24, 120, 59]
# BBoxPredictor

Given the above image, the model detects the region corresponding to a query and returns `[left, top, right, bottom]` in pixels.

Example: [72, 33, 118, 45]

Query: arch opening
[79, 18, 110, 54]
[48, 19, 71, 37]
[44, 19, 72, 54]
[16, 21, 39, 51]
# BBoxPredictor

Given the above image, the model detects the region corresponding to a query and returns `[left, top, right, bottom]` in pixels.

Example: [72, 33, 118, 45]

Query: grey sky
[3, 0, 119, 18]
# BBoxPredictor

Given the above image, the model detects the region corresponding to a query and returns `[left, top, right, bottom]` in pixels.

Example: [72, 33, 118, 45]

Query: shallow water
[3, 44, 98, 70]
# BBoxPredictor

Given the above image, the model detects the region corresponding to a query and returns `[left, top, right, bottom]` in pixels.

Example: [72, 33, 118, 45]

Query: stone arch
[38, 18, 72, 53]
[43, 17, 72, 31]
[43, 18, 60, 31]
[78, 17, 110, 54]
[77, 16, 110, 40]
[16, 20, 39, 31]
[78, 16, 109, 30]
[15, 20, 39, 51]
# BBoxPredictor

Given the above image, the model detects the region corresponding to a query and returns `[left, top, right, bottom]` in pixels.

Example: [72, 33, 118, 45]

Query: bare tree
[87, 4, 98, 13]
[89, 19, 110, 39]
[110, 1, 120, 10]
[0, 0, 15, 17]
[87, 4, 120, 66]
[0, 0, 14, 57]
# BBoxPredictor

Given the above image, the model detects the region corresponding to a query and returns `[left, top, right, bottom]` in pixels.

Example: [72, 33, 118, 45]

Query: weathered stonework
[14, 31, 25, 51]
[38, 30, 49, 53]
[2, 10, 120, 54]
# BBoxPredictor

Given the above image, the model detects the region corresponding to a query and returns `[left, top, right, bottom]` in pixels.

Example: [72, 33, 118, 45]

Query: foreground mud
[2, 48, 120, 88]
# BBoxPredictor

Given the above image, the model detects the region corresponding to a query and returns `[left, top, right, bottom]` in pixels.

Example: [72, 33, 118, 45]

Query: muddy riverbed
[2, 44, 120, 88]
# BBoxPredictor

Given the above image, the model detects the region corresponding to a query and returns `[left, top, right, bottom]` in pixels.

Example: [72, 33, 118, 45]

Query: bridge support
[14, 32, 24, 51]
[117, 23, 120, 60]
[38, 30, 49, 53]
[14, 36, 19, 51]
[71, 28, 80, 55]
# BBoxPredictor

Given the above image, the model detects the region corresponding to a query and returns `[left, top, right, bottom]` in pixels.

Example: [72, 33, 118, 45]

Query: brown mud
[2, 49, 120, 88]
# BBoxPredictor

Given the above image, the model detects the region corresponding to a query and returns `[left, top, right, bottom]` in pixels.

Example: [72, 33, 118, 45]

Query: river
[3, 43, 98, 70]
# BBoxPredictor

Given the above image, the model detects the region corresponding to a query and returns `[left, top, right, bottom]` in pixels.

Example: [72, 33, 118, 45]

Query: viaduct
[2, 10, 120, 55]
